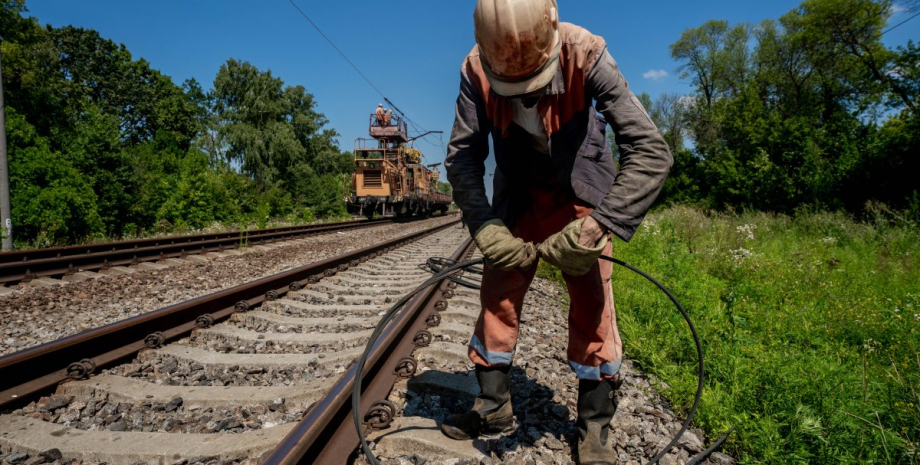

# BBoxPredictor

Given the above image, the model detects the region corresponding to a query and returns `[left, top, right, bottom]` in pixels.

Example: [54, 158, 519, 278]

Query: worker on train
[375, 103, 387, 126]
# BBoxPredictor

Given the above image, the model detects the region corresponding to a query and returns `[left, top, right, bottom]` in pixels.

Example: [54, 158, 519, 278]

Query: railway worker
[375, 103, 387, 125]
[441, 0, 672, 463]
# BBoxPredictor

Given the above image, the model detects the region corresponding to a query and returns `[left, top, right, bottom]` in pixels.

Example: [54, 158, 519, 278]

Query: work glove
[538, 218, 607, 276]
[473, 219, 537, 270]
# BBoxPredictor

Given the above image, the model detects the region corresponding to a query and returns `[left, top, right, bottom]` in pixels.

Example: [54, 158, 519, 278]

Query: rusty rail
[0, 215, 454, 286]
[262, 237, 475, 465]
[0, 219, 461, 409]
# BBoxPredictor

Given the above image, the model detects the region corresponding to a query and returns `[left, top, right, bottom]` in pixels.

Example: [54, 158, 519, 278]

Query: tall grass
[541, 206, 919, 463]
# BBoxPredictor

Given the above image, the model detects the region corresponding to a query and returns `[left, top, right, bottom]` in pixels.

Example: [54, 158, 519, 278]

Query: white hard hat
[474, 0, 561, 97]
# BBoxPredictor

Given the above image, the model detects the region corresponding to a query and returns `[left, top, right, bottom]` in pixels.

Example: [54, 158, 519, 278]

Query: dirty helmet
[473, 0, 561, 97]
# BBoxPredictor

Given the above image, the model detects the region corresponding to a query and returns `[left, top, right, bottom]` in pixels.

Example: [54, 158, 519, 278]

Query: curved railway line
[0, 215, 455, 288]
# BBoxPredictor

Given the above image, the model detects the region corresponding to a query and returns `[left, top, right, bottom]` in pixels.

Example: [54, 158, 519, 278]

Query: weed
[542, 206, 920, 463]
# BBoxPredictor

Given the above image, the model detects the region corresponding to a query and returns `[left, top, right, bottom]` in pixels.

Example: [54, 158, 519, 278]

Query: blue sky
[24, 1, 919, 168]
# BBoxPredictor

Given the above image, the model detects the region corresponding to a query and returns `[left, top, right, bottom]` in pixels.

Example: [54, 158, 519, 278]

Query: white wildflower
[736, 224, 756, 240]
[863, 338, 880, 353]
[730, 247, 752, 263]
[821, 237, 838, 244]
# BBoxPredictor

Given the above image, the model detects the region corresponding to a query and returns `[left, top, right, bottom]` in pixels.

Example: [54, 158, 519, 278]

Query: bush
[156, 150, 225, 229]
[300, 207, 315, 224]
[259, 185, 294, 218]
[6, 107, 104, 245]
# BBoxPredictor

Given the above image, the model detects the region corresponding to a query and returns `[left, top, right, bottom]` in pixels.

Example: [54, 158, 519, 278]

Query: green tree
[209, 58, 351, 215]
[668, 0, 918, 213]
[670, 20, 750, 111]
[649, 93, 690, 153]
[156, 150, 245, 229]
[2, 2, 356, 245]
[795, 0, 915, 114]
[891, 40, 920, 109]
[61, 104, 137, 236]
[49, 26, 200, 148]
[129, 132, 188, 232]
[1, 3, 68, 140]
[436, 181, 453, 196]
[0, 1, 27, 40]
[6, 108, 103, 245]
[670, 21, 752, 159]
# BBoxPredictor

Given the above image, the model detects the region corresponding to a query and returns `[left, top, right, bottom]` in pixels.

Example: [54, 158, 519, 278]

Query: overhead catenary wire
[384, 97, 447, 163]
[285, 0, 446, 153]
[285, 0, 386, 100]
[384, 98, 448, 158]
[884, 10, 920, 35]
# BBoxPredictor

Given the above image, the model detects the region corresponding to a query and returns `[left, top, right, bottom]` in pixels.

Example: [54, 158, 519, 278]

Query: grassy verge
[540, 206, 919, 463]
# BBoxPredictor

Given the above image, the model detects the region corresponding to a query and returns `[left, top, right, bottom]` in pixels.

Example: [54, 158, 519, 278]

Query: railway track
[0, 216, 715, 465]
[0, 215, 455, 289]
[0, 219, 474, 464]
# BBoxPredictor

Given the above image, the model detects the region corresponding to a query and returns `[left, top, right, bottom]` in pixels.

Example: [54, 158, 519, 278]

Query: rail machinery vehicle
[347, 112, 453, 218]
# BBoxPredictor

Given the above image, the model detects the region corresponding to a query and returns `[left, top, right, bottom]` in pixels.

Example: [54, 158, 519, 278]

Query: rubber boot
[576, 376, 623, 465]
[441, 364, 516, 440]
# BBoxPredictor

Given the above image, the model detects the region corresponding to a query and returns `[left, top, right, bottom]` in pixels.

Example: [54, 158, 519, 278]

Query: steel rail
[0, 219, 386, 262]
[0, 219, 388, 285]
[0, 219, 461, 409]
[0, 214, 454, 286]
[262, 237, 475, 465]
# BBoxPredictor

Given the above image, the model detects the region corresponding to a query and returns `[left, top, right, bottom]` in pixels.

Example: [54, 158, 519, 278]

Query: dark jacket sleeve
[445, 60, 495, 235]
[586, 49, 672, 242]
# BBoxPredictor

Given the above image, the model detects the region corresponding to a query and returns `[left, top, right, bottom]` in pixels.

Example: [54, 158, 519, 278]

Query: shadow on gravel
[404, 367, 576, 456]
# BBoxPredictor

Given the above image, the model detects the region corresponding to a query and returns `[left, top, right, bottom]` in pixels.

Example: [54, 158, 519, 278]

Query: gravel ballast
[354, 267, 735, 465]
[0, 216, 456, 356]
[0, 222, 735, 465]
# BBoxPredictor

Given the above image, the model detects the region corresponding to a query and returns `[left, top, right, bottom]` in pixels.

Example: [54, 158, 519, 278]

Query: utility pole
[0, 47, 12, 251]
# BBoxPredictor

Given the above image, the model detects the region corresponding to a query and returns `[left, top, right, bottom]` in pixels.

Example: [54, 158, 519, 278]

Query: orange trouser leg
[468, 183, 623, 378]
[468, 263, 538, 366]
[562, 239, 623, 380]
[469, 239, 622, 378]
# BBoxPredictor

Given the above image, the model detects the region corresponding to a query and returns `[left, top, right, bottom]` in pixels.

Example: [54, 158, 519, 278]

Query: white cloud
[643, 69, 668, 81]
[891, 4, 907, 14]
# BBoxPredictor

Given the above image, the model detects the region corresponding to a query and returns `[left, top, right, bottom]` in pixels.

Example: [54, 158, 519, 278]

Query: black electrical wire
[352, 257, 484, 465]
[353, 254, 734, 465]
[286, 0, 386, 99]
[884, 10, 920, 35]
[285, 1, 445, 153]
[686, 426, 737, 465]
[600, 255, 710, 465]
[426, 257, 483, 289]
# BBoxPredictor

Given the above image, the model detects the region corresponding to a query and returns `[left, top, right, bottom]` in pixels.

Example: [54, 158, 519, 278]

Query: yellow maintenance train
[346, 113, 452, 218]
